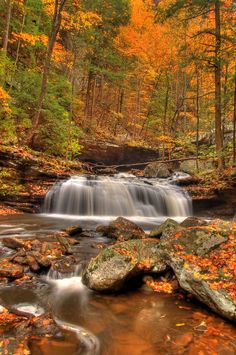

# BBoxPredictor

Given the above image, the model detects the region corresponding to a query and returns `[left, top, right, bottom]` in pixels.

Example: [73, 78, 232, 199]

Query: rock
[31, 252, 51, 268]
[180, 217, 208, 228]
[97, 167, 117, 175]
[64, 224, 83, 236]
[50, 255, 77, 275]
[0, 260, 24, 279]
[26, 255, 40, 272]
[2, 237, 26, 250]
[96, 225, 110, 234]
[180, 160, 214, 174]
[144, 163, 171, 178]
[159, 221, 236, 321]
[149, 219, 179, 239]
[56, 235, 72, 254]
[82, 239, 166, 292]
[96, 217, 145, 241]
[31, 313, 61, 337]
[176, 175, 201, 186]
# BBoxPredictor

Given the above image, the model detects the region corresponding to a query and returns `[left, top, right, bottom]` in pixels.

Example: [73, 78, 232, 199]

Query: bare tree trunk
[163, 76, 169, 136]
[24, 0, 67, 145]
[222, 63, 229, 142]
[196, 67, 200, 171]
[66, 55, 76, 166]
[90, 74, 96, 120]
[233, 65, 236, 164]
[214, 0, 224, 171]
[10, 0, 28, 91]
[2, 0, 12, 53]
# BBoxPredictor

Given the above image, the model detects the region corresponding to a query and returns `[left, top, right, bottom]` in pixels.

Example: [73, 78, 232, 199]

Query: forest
[0, 0, 235, 168]
[0, 1, 235, 355]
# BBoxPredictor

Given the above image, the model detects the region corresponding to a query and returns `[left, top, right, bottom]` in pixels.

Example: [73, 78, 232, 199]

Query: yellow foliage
[12, 32, 48, 46]
[0, 87, 11, 113]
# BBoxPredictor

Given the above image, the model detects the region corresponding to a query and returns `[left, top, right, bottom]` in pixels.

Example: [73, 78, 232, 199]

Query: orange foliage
[0, 87, 11, 113]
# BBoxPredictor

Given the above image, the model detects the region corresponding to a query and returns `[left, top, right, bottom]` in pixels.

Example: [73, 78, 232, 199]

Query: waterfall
[42, 175, 192, 218]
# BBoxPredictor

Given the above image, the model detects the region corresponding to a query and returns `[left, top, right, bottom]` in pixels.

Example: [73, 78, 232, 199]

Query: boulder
[180, 160, 214, 174]
[149, 219, 179, 239]
[144, 163, 171, 178]
[82, 239, 166, 291]
[159, 221, 236, 321]
[96, 217, 146, 241]
[0, 260, 24, 279]
[2, 237, 26, 250]
[64, 224, 83, 236]
[180, 217, 208, 228]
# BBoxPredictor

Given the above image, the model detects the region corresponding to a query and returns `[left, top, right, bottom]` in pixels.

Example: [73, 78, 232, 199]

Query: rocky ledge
[83, 217, 236, 322]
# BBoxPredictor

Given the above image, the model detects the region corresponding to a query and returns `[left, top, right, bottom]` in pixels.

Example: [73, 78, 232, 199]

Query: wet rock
[83, 239, 166, 292]
[97, 167, 117, 175]
[2, 237, 26, 250]
[31, 240, 43, 250]
[176, 175, 201, 186]
[180, 217, 208, 228]
[0, 260, 24, 279]
[31, 251, 51, 268]
[96, 217, 146, 241]
[144, 163, 171, 178]
[96, 225, 110, 234]
[159, 221, 236, 321]
[50, 255, 77, 275]
[26, 255, 40, 272]
[64, 224, 83, 236]
[0, 305, 60, 338]
[56, 235, 72, 254]
[149, 219, 179, 239]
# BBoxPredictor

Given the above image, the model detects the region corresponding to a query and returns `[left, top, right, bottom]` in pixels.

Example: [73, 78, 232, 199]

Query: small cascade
[42, 175, 192, 218]
[46, 264, 100, 355]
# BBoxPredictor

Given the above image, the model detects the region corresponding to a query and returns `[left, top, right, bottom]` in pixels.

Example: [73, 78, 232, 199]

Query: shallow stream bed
[0, 214, 235, 354]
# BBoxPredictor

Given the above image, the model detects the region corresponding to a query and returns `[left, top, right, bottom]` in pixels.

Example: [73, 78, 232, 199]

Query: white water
[46, 268, 100, 355]
[42, 175, 192, 218]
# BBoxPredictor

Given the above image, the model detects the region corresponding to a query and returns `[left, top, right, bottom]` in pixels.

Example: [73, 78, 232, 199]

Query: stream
[0, 175, 235, 354]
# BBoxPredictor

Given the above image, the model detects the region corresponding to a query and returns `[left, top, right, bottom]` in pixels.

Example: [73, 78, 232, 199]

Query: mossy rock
[82, 239, 166, 292]
[149, 219, 179, 239]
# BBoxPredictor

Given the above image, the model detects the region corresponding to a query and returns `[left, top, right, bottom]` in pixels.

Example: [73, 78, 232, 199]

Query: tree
[164, 0, 236, 169]
[25, 0, 67, 145]
[2, 0, 12, 53]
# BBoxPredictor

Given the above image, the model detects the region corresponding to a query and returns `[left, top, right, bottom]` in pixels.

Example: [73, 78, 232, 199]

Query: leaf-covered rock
[159, 221, 236, 321]
[82, 239, 166, 291]
[96, 217, 146, 241]
[149, 218, 179, 239]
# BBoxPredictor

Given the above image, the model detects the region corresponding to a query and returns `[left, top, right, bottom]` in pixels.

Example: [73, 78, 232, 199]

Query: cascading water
[42, 175, 192, 218]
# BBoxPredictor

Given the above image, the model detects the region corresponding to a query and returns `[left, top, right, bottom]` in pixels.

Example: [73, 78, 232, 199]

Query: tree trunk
[2, 0, 12, 53]
[233, 65, 236, 164]
[10, 0, 28, 91]
[222, 63, 229, 141]
[24, 0, 67, 145]
[196, 67, 200, 171]
[163, 76, 169, 136]
[214, 0, 224, 170]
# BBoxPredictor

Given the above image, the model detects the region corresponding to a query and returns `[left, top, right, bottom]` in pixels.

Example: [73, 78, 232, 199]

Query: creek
[0, 174, 235, 354]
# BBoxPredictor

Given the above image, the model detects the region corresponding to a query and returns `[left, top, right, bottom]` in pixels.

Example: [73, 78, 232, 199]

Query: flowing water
[42, 174, 192, 219]
[0, 175, 235, 354]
